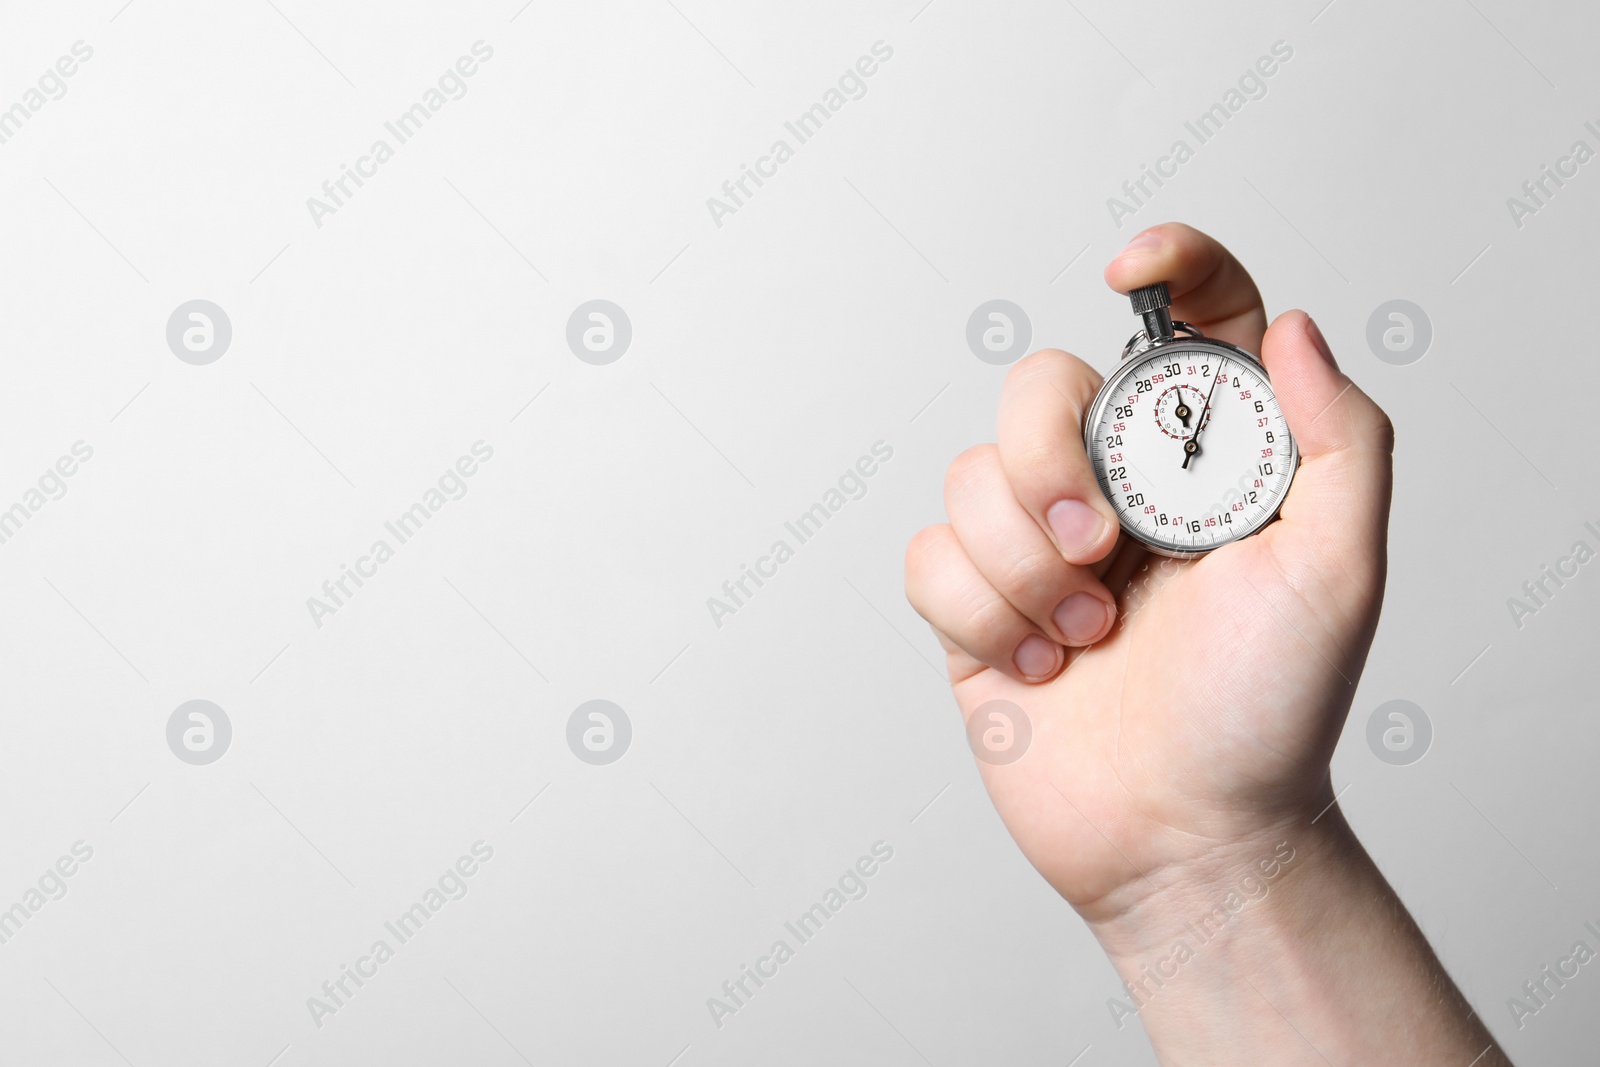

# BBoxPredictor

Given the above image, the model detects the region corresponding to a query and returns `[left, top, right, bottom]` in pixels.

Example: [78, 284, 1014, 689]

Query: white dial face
[1087, 342, 1295, 556]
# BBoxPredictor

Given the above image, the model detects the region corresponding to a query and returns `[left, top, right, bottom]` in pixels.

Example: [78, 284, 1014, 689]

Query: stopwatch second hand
[1183, 361, 1225, 470]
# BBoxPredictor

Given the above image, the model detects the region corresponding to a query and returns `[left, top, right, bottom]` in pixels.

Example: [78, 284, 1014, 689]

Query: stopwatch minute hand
[1183, 365, 1224, 470]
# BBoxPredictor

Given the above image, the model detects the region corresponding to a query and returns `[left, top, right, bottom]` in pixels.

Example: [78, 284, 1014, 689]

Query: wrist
[1082, 803, 1360, 968]
[1076, 806, 1507, 1066]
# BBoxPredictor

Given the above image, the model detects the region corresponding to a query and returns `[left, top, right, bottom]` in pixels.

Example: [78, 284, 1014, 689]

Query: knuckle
[1007, 431, 1087, 500]
[908, 524, 940, 566]
[1013, 427, 1070, 471]
[944, 443, 999, 501]
[1369, 407, 1396, 454]
[1005, 348, 1068, 387]
[904, 525, 948, 584]
[963, 590, 1021, 653]
[1341, 386, 1396, 455]
[990, 545, 1059, 608]
[1006, 348, 1099, 393]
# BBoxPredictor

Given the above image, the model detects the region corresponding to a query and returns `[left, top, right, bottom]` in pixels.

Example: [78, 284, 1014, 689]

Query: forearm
[1086, 809, 1509, 1066]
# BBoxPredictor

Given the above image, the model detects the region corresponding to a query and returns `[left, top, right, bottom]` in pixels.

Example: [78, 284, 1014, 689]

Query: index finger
[996, 349, 1121, 566]
[1103, 223, 1268, 353]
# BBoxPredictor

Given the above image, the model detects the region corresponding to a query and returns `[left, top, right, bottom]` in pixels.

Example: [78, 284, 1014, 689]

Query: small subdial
[1155, 383, 1210, 440]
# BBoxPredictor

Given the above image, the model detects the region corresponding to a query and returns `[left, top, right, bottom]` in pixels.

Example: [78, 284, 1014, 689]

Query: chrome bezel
[1082, 331, 1299, 559]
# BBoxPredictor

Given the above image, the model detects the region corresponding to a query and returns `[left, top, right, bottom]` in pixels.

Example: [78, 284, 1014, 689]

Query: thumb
[1260, 310, 1394, 590]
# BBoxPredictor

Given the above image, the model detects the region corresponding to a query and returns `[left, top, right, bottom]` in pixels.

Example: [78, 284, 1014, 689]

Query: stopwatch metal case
[1082, 287, 1299, 560]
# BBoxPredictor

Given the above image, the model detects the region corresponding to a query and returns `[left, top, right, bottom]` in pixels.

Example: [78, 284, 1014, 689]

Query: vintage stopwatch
[1083, 283, 1297, 558]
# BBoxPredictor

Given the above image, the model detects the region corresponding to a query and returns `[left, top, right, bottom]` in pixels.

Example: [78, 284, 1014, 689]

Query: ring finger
[905, 523, 1063, 683]
[945, 445, 1117, 647]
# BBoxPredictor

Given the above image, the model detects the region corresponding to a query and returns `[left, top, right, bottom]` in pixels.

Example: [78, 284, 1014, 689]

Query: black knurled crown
[1130, 283, 1171, 315]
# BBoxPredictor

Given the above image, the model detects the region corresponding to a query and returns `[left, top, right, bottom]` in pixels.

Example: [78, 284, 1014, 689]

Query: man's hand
[906, 222, 1392, 919]
[905, 224, 1509, 1065]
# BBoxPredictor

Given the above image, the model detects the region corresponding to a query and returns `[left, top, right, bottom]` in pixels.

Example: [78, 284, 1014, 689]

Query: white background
[0, 0, 1595, 1064]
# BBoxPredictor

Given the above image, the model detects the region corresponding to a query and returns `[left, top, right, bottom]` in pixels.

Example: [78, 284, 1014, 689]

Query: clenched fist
[904, 224, 1512, 1066]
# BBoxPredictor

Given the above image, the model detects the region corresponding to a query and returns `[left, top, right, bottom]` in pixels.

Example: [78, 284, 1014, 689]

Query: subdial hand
[1173, 390, 1191, 429]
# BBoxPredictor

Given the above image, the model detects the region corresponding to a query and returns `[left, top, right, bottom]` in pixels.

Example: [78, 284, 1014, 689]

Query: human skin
[905, 223, 1510, 1065]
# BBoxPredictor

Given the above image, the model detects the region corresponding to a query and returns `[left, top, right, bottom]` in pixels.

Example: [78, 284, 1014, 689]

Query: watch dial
[1087, 343, 1295, 555]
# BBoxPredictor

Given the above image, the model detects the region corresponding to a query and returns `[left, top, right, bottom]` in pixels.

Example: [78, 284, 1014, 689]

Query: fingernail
[1306, 315, 1339, 370]
[1116, 230, 1162, 257]
[1013, 634, 1061, 680]
[1054, 593, 1111, 646]
[1047, 499, 1108, 558]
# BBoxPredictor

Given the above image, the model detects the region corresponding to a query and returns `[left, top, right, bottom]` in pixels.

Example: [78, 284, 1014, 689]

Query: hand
[905, 223, 1394, 925]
